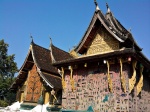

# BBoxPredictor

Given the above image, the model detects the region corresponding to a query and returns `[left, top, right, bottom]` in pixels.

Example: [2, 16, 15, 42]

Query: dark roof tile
[51, 44, 73, 62]
[41, 72, 62, 89]
[32, 43, 58, 74]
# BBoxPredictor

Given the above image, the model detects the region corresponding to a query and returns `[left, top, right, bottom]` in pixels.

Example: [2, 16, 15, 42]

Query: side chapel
[10, 40, 73, 110]
[10, 1, 150, 112]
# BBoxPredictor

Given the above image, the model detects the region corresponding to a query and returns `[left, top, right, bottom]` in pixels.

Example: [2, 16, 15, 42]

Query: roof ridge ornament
[106, 3, 111, 13]
[49, 36, 53, 46]
[30, 34, 34, 43]
[94, 0, 100, 11]
[49, 36, 56, 63]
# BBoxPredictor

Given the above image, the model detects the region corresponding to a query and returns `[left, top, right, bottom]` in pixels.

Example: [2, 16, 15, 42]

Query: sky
[0, 0, 150, 69]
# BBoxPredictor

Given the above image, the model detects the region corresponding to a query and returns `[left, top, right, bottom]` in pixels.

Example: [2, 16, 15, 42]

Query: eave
[53, 48, 150, 70]
[53, 48, 134, 66]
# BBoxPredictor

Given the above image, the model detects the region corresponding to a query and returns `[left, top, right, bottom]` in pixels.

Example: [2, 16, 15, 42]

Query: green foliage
[0, 39, 18, 105]
[5, 91, 16, 105]
[0, 39, 18, 80]
[0, 100, 8, 107]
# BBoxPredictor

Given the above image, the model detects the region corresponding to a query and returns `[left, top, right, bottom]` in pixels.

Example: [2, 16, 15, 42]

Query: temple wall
[62, 63, 130, 112]
[25, 64, 42, 102]
[129, 75, 150, 112]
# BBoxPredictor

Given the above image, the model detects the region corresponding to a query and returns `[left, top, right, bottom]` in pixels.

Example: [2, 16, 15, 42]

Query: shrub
[0, 100, 8, 107]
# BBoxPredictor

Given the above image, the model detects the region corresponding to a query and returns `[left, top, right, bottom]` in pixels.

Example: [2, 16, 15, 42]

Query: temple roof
[50, 44, 73, 62]
[32, 42, 58, 74]
[75, 2, 141, 54]
[10, 41, 72, 90]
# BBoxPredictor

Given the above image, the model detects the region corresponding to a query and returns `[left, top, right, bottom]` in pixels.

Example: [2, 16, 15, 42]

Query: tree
[0, 39, 18, 105]
[0, 39, 18, 80]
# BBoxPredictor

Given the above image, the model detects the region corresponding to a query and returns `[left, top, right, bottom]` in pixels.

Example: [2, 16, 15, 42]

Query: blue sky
[0, 0, 150, 69]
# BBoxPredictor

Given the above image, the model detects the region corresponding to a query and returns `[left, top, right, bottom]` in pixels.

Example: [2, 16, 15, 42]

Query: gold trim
[129, 60, 137, 93]
[119, 59, 126, 92]
[137, 65, 144, 96]
[106, 61, 113, 92]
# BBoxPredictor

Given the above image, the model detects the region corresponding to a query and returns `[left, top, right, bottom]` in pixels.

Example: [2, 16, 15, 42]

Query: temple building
[10, 40, 73, 111]
[53, 1, 150, 112]
[10, 1, 150, 112]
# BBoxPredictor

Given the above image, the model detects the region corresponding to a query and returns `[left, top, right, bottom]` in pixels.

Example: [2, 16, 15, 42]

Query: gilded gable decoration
[86, 29, 119, 55]
[69, 49, 78, 58]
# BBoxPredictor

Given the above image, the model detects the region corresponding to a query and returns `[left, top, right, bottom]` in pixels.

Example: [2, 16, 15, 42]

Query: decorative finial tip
[94, 0, 100, 11]
[30, 34, 34, 43]
[106, 3, 110, 13]
[106, 3, 109, 9]
[49, 35, 52, 46]
[94, 0, 98, 6]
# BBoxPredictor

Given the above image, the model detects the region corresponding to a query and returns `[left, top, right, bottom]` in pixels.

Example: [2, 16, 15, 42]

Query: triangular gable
[75, 4, 141, 55]
[10, 42, 62, 90]
[75, 11, 121, 55]
[86, 28, 119, 55]
[10, 45, 34, 90]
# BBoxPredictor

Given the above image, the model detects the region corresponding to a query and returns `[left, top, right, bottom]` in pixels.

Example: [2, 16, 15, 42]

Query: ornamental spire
[106, 3, 111, 13]
[49, 36, 55, 63]
[49, 35, 53, 48]
[30, 34, 34, 43]
[94, 0, 100, 11]
[50, 37, 52, 46]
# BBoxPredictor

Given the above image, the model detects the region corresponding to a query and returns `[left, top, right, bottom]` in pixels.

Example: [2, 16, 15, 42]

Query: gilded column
[106, 61, 113, 92]
[129, 60, 137, 93]
[69, 66, 74, 91]
[136, 64, 144, 96]
[61, 67, 66, 90]
[119, 59, 126, 92]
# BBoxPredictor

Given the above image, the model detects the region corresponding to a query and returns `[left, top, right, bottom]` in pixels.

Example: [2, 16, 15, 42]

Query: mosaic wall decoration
[62, 63, 131, 112]
[25, 64, 42, 102]
[129, 75, 150, 112]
